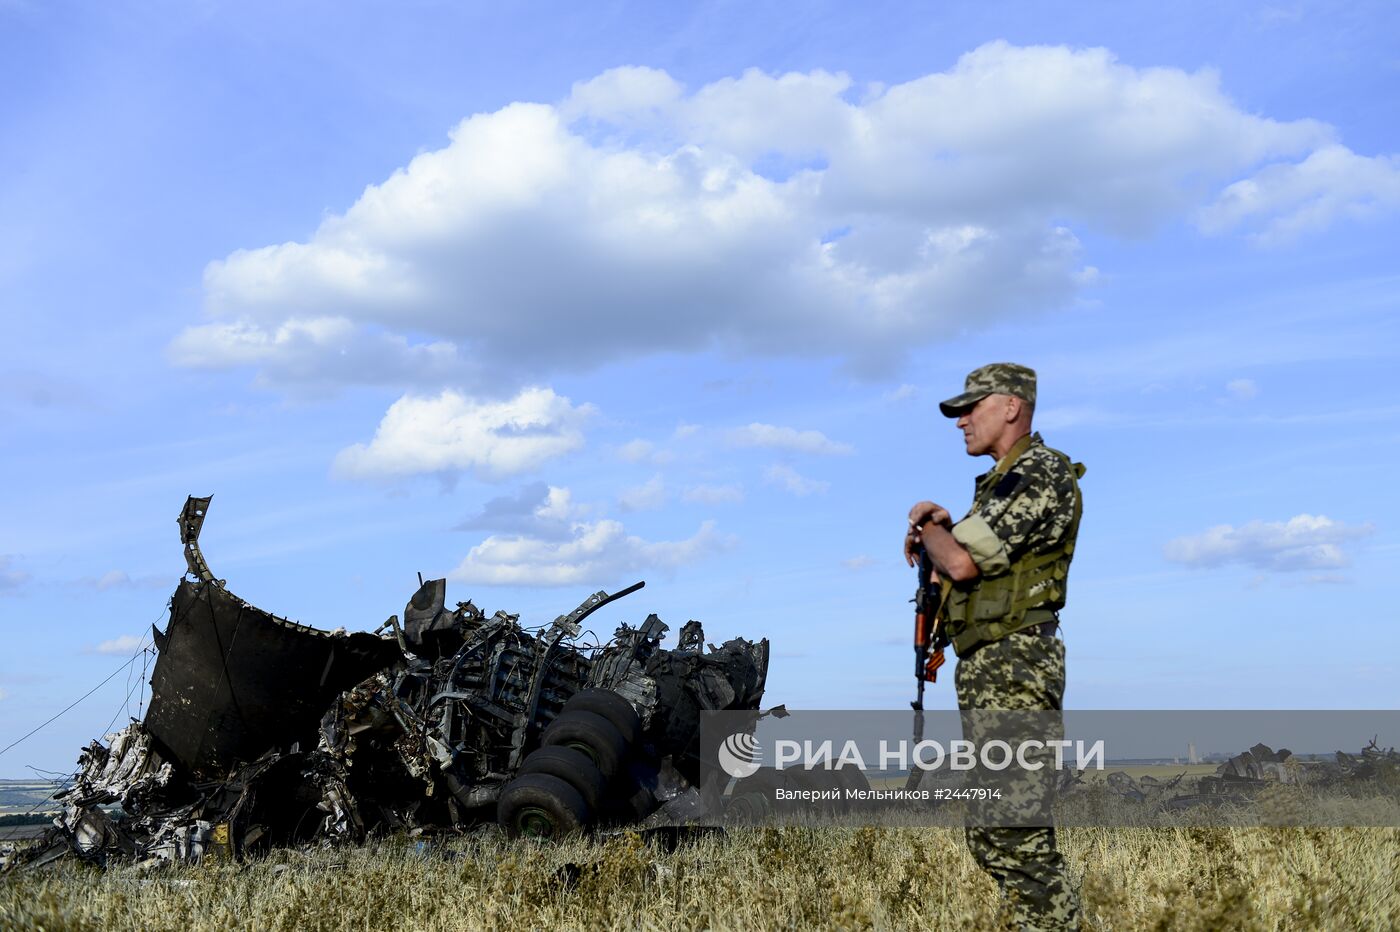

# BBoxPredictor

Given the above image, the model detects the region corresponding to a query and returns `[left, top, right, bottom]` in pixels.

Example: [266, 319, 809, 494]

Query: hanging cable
[25, 765, 69, 781]
[15, 766, 69, 818]
[120, 638, 139, 723]
[137, 641, 150, 720]
[97, 646, 152, 743]
[8, 604, 170, 818]
[134, 603, 164, 723]
[0, 648, 145, 761]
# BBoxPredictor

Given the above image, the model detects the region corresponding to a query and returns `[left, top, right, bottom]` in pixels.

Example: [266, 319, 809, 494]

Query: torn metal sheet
[145, 578, 401, 779]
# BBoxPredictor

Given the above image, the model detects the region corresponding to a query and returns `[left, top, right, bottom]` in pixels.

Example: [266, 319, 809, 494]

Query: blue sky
[2, 1, 1398, 775]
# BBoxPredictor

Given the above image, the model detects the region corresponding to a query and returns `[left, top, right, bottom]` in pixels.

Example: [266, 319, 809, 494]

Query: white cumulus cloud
[74, 570, 168, 591]
[1200, 145, 1400, 245]
[683, 483, 744, 505]
[617, 439, 674, 465]
[618, 475, 667, 512]
[173, 43, 1391, 391]
[456, 483, 587, 541]
[561, 65, 684, 124]
[765, 464, 830, 496]
[451, 517, 733, 586]
[728, 423, 853, 455]
[334, 386, 595, 480]
[94, 570, 131, 590]
[91, 634, 145, 656]
[618, 439, 656, 462]
[168, 317, 463, 393]
[1164, 514, 1375, 573]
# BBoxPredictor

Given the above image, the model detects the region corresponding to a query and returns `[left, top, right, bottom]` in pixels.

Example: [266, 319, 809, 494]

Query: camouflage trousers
[955, 631, 1081, 932]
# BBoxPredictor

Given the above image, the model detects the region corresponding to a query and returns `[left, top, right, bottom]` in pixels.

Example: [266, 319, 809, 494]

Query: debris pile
[1334, 737, 1400, 783]
[10, 497, 769, 869]
[1092, 738, 1399, 812]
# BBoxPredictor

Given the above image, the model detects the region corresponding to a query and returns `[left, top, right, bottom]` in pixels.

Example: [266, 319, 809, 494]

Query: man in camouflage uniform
[904, 363, 1083, 931]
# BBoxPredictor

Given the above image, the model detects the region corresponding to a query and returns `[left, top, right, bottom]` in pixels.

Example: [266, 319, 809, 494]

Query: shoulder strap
[991, 433, 1035, 478]
[1044, 446, 1085, 552]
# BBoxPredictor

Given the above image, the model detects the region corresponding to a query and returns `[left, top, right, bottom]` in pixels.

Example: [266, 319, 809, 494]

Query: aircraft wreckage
[17, 496, 770, 868]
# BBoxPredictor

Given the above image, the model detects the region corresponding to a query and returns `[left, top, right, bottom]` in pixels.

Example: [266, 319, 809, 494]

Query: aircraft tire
[497, 773, 591, 839]
[541, 711, 628, 781]
[520, 745, 608, 814]
[562, 689, 643, 746]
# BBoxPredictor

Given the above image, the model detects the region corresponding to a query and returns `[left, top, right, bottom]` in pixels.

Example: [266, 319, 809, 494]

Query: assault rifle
[906, 540, 949, 789]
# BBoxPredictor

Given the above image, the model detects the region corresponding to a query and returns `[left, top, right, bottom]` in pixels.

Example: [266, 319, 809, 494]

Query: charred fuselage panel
[144, 558, 399, 780]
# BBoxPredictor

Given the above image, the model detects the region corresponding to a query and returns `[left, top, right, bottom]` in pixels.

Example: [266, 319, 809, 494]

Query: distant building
[1187, 742, 1199, 764]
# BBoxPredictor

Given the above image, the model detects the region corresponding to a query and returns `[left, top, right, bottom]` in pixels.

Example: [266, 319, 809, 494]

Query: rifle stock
[909, 545, 949, 717]
[906, 543, 948, 790]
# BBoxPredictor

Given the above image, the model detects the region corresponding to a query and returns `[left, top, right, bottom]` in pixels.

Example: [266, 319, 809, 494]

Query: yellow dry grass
[2, 824, 1398, 931]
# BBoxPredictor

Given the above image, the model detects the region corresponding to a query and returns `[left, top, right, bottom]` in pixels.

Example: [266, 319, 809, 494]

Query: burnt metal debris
[11, 496, 769, 869]
[1091, 738, 1400, 811]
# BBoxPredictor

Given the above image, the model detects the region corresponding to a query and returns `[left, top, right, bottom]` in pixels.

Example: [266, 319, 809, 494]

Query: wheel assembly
[519, 745, 608, 814]
[541, 710, 628, 780]
[561, 689, 642, 746]
[496, 772, 591, 839]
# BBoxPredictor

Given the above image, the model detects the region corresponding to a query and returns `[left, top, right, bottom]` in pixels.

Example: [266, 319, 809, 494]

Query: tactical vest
[944, 434, 1085, 656]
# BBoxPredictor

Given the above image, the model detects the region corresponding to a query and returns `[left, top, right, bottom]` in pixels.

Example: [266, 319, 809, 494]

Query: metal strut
[178, 495, 222, 586]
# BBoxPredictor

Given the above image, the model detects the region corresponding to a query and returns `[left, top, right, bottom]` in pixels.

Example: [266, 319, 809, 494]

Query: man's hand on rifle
[904, 501, 952, 567]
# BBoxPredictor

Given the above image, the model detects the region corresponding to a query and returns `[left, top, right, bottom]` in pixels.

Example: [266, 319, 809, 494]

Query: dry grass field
[2, 822, 1397, 931]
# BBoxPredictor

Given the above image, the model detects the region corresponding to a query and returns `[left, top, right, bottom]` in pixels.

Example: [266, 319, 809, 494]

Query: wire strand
[97, 646, 152, 743]
[10, 603, 169, 816]
[0, 649, 145, 761]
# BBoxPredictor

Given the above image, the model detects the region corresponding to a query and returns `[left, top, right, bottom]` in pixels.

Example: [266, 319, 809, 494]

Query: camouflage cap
[938, 363, 1037, 417]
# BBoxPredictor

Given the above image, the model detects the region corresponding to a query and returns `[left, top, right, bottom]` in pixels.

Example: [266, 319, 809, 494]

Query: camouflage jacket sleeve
[951, 440, 1078, 577]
